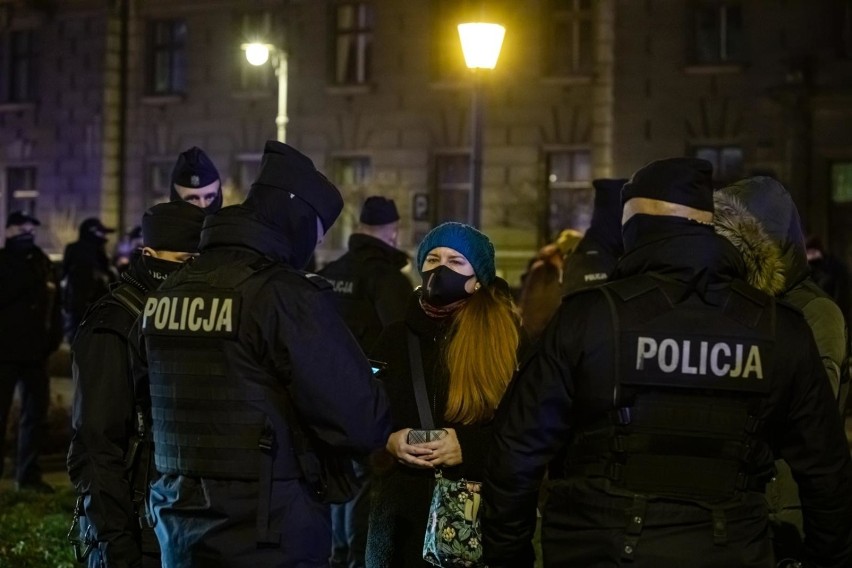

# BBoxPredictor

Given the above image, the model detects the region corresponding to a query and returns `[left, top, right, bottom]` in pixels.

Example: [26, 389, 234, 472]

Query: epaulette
[303, 272, 333, 291]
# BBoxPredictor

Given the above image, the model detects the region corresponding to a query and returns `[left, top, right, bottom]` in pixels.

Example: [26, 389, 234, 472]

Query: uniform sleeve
[270, 280, 391, 455]
[482, 306, 580, 568]
[67, 316, 142, 566]
[370, 269, 412, 328]
[774, 321, 852, 568]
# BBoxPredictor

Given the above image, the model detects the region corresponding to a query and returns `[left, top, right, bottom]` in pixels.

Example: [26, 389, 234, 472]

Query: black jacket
[483, 224, 852, 568]
[0, 236, 62, 362]
[319, 233, 411, 353]
[561, 227, 622, 295]
[63, 237, 115, 332]
[67, 255, 160, 568]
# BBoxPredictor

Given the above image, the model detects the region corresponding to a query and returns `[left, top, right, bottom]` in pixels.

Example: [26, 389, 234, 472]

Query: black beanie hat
[171, 147, 220, 190]
[360, 196, 399, 225]
[141, 200, 206, 253]
[247, 140, 343, 233]
[621, 158, 714, 213]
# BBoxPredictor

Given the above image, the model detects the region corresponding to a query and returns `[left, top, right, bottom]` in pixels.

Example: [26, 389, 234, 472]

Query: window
[328, 156, 372, 248]
[147, 20, 187, 95]
[147, 160, 174, 201]
[332, 3, 373, 85]
[2, 30, 36, 102]
[6, 167, 38, 216]
[545, 0, 594, 77]
[692, 145, 743, 183]
[236, 12, 273, 91]
[435, 154, 471, 224]
[692, 2, 744, 64]
[831, 162, 852, 203]
[546, 150, 592, 238]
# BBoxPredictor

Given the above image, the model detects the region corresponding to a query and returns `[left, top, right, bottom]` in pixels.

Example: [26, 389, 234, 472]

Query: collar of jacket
[199, 205, 298, 267]
[123, 251, 157, 294]
[405, 288, 453, 339]
[348, 233, 408, 269]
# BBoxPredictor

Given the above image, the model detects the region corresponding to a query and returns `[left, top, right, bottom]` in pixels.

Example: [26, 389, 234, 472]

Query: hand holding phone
[407, 428, 448, 445]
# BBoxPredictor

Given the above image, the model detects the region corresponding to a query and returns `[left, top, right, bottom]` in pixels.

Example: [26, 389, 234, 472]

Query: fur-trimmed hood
[713, 190, 786, 295]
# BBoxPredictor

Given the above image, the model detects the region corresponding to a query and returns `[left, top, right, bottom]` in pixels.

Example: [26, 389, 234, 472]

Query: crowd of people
[1, 140, 852, 568]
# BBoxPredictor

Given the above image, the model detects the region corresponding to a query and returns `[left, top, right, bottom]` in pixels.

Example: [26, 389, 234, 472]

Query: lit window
[333, 3, 373, 85]
[546, 149, 592, 237]
[148, 20, 187, 95]
[546, 0, 594, 77]
[831, 162, 852, 203]
[692, 2, 744, 64]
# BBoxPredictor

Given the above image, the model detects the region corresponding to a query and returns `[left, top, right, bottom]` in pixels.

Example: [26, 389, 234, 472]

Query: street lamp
[458, 22, 505, 229]
[242, 42, 288, 143]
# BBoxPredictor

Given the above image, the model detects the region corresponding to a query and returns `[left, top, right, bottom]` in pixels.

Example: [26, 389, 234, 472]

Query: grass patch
[0, 486, 77, 568]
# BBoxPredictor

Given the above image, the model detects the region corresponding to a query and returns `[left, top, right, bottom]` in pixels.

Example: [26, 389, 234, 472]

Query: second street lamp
[242, 42, 288, 143]
[457, 22, 505, 229]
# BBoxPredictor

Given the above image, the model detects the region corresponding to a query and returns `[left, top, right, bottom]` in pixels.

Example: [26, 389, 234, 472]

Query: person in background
[68, 201, 205, 568]
[0, 211, 63, 492]
[133, 141, 390, 567]
[62, 218, 116, 342]
[170, 146, 223, 213]
[113, 225, 142, 274]
[483, 158, 852, 568]
[319, 195, 412, 568]
[806, 234, 851, 325]
[367, 222, 521, 567]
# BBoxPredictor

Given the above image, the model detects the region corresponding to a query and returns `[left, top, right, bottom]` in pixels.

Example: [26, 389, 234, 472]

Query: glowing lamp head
[457, 23, 505, 70]
[244, 43, 271, 66]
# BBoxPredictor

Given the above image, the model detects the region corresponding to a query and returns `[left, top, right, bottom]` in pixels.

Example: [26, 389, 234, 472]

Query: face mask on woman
[420, 265, 474, 306]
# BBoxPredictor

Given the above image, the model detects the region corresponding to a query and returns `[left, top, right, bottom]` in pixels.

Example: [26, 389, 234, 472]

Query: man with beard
[0, 211, 62, 492]
[67, 201, 205, 568]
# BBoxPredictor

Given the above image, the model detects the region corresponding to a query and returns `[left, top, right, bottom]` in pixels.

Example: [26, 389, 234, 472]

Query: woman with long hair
[366, 222, 521, 567]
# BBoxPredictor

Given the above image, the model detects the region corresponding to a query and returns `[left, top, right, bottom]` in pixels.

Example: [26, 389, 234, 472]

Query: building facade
[1, 0, 851, 285]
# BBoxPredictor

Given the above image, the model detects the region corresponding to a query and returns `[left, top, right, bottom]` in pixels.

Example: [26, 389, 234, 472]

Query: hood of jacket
[713, 191, 786, 296]
[348, 233, 409, 270]
[718, 176, 809, 292]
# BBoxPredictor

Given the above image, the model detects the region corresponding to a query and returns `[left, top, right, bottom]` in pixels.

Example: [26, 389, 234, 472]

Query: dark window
[3, 30, 36, 102]
[692, 2, 744, 64]
[147, 160, 173, 201]
[6, 167, 38, 215]
[148, 20, 187, 95]
[236, 12, 273, 91]
[333, 3, 373, 85]
[546, 0, 594, 77]
[435, 154, 471, 223]
[692, 145, 743, 183]
[546, 149, 592, 237]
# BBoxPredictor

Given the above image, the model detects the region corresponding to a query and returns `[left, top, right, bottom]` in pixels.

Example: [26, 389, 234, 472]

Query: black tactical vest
[141, 257, 299, 481]
[565, 274, 776, 502]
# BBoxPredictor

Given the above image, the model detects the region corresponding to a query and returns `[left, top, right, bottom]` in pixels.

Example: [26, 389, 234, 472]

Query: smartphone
[407, 429, 448, 445]
[368, 359, 388, 377]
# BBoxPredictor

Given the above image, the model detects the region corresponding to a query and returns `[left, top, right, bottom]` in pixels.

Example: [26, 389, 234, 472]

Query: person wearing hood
[68, 200, 205, 568]
[714, 176, 851, 563]
[561, 178, 626, 294]
[318, 196, 412, 568]
[62, 217, 117, 340]
[170, 146, 223, 213]
[482, 158, 852, 568]
[0, 212, 62, 492]
[132, 140, 391, 567]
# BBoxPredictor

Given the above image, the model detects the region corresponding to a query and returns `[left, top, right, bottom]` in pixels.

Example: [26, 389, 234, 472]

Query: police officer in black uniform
[319, 196, 412, 568]
[68, 201, 206, 568]
[482, 158, 852, 568]
[134, 141, 391, 568]
[170, 146, 223, 213]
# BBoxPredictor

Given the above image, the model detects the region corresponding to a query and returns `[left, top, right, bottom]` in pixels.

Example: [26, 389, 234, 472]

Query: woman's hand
[422, 428, 462, 467]
[385, 429, 435, 469]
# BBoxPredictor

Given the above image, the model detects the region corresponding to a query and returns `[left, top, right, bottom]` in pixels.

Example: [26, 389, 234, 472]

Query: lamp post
[457, 22, 505, 229]
[242, 42, 288, 143]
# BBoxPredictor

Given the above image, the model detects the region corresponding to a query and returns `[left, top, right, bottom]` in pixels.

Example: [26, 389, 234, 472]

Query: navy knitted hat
[360, 196, 399, 225]
[622, 157, 714, 212]
[416, 222, 496, 285]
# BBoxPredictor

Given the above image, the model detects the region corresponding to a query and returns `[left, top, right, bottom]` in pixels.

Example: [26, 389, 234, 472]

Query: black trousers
[0, 360, 49, 483]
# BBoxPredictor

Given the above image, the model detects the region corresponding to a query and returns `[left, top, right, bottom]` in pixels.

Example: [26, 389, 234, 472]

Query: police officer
[319, 196, 412, 568]
[170, 146, 223, 213]
[68, 201, 205, 568]
[134, 140, 391, 567]
[482, 158, 852, 568]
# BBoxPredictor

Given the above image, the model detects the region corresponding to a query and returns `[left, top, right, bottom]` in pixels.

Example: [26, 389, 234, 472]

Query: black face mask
[420, 265, 474, 307]
[6, 232, 35, 250]
[142, 255, 184, 282]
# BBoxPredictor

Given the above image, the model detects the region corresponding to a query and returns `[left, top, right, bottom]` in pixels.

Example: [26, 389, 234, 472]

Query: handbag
[408, 331, 487, 567]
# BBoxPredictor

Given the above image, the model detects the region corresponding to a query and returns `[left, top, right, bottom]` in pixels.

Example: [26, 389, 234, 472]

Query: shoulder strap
[110, 283, 146, 318]
[407, 330, 434, 429]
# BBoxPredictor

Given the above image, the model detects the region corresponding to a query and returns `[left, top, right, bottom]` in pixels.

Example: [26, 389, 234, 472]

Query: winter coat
[483, 221, 852, 568]
[132, 205, 391, 568]
[318, 233, 412, 353]
[0, 236, 62, 362]
[63, 237, 115, 335]
[366, 291, 506, 568]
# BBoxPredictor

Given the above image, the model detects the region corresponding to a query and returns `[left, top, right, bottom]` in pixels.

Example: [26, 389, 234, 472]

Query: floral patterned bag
[422, 470, 487, 567]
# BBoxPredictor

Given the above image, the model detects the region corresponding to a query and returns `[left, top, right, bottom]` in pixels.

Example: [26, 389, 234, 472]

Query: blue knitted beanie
[416, 222, 496, 285]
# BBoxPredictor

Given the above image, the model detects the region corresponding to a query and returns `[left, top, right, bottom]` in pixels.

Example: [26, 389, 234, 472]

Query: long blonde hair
[443, 285, 520, 425]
